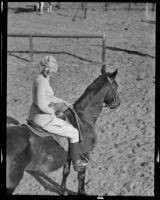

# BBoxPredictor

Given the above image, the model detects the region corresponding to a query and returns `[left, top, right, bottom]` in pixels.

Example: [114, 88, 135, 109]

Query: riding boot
[70, 142, 88, 172]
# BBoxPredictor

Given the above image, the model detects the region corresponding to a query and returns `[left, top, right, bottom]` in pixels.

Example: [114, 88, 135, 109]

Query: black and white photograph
[2, 1, 157, 197]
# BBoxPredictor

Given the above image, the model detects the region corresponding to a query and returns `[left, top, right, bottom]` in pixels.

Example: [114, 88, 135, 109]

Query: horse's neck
[74, 77, 107, 125]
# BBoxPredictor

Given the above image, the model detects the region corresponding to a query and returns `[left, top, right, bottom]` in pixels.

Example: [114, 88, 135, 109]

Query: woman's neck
[40, 72, 50, 79]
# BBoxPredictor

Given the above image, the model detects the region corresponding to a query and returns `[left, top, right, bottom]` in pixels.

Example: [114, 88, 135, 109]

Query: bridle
[105, 75, 119, 108]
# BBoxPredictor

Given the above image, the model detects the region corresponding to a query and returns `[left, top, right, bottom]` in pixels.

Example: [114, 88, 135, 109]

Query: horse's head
[101, 65, 120, 109]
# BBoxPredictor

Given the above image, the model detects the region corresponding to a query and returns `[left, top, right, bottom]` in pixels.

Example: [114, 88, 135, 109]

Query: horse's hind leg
[60, 157, 71, 195]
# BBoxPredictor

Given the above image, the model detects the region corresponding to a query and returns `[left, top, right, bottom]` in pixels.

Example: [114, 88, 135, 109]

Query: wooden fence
[54, 2, 156, 12]
[42, 2, 156, 20]
[8, 33, 106, 64]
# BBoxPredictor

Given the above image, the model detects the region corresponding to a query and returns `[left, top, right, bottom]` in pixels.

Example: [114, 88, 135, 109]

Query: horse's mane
[74, 75, 106, 107]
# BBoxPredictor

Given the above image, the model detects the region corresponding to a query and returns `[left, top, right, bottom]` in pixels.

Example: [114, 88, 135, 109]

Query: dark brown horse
[6, 65, 120, 195]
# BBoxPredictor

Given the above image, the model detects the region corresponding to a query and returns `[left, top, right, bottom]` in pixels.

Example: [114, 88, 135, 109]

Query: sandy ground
[7, 2, 155, 196]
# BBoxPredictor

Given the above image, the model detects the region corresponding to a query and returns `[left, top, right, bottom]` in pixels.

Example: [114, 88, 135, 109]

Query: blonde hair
[39, 56, 58, 71]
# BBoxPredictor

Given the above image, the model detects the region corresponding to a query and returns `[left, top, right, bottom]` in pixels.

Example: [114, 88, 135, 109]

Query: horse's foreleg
[78, 168, 86, 195]
[77, 153, 90, 195]
[60, 158, 71, 195]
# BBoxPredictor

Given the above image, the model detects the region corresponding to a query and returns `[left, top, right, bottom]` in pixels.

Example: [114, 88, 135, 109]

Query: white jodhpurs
[31, 114, 79, 143]
[44, 116, 79, 143]
[28, 103, 79, 143]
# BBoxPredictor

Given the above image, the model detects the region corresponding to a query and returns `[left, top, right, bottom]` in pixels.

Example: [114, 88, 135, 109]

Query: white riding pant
[31, 114, 79, 143]
[28, 103, 79, 143]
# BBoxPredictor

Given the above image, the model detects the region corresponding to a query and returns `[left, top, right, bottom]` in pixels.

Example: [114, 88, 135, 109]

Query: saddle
[26, 111, 69, 151]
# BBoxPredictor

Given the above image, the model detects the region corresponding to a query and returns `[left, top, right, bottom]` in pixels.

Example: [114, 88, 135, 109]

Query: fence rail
[8, 33, 104, 38]
[8, 33, 106, 64]
[53, 2, 156, 12]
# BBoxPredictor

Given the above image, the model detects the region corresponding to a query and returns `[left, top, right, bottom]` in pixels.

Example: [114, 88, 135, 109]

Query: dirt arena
[7, 2, 155, 196]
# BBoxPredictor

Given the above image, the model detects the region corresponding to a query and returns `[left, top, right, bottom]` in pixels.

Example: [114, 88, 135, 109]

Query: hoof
[7, 188, 15, 195]
[78, 191, 88, 195]
[60, 188, 69, 196]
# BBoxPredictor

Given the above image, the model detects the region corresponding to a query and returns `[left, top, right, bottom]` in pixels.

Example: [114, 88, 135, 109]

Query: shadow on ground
[8, 51, 101, 64]
[8, 43, 155, 66]
[92, 45, 155, 59]
[27, 171, 77, 195]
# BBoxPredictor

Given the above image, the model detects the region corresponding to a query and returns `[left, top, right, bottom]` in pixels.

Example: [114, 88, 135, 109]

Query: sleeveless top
[28, 74, 55, 126]
[32, 74, 54, 107]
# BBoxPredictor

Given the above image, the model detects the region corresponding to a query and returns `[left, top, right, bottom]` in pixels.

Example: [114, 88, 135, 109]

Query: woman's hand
[51, 96, 65, 104]
[50, 113, 56, 119]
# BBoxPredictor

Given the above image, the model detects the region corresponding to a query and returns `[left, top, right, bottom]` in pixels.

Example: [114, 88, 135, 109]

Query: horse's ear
[109, 69, 118, 80]
[101, 64, 106, 75]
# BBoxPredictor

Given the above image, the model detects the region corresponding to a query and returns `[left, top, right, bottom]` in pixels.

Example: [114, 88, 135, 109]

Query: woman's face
[42, 65, 58, 77]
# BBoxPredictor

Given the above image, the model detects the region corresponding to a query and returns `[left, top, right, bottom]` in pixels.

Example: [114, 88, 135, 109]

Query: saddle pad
[25, 124, 69, 152]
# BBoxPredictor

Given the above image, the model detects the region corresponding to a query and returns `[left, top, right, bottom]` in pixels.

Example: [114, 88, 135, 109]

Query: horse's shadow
[27, 171, 77, 195]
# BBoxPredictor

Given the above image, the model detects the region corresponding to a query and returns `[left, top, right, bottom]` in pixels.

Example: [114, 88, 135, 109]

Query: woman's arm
[36, 79, 55, 114]
[51, 96, 72, 107]
[51, 96, 65, 104]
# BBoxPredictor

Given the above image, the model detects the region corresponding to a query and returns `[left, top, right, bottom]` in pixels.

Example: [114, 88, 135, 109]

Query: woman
[28, 56, 88, 171]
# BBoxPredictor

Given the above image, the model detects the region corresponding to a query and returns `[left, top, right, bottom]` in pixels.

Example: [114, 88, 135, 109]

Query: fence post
[128, 3, 131, 10]
[29, 35, 33, 62]
[84, 2, 87, 19]
[104, 2, 107, 11]
[152, 3, 155, 11]
[102, 34, 106, 65]
[81, 2, 84, 11]
[145, 3, 150, 20]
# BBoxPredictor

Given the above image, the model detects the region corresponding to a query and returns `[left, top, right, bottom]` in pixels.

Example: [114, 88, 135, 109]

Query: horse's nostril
[109, 100, 120, 109]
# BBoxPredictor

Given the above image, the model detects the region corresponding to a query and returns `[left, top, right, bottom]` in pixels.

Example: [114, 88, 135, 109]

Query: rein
[105, 75, 119, 104]
[74, 106, 107, 118]
[68, 106, 84, 142]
